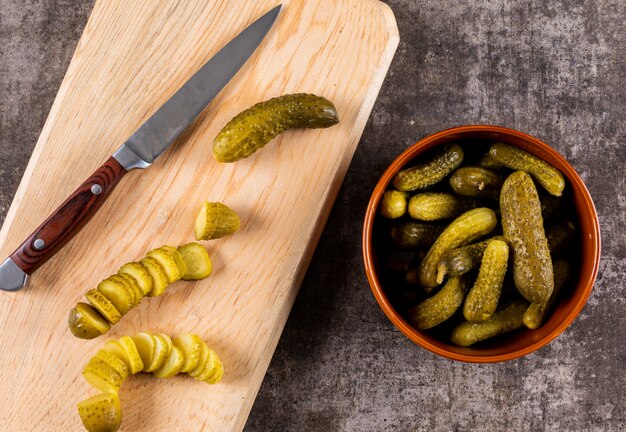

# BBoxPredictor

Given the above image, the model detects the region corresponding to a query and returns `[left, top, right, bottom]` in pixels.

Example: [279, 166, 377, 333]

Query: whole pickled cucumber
[449, 167, 504, 200]
[392, 144, 464, 192]
[213, 93, 339, 162]
[500, 171, 554, 304]
[407, 277, 467, 329]
[390, 221, 444, 249]
[451, 299, 529, 347]
[489, 143, 565, 196]
[546, 220, 577, 258]
[523, 259, 570, 329]
[463, 240, 510, 322]
[418, 208, 498, 290]
[436, 235, 505, 283]
[379, 190, 409, 219]
[408, 192, 478, 221]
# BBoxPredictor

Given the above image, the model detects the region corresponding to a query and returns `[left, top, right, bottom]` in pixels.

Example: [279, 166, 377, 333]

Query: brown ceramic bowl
[363, 125, 600, 362]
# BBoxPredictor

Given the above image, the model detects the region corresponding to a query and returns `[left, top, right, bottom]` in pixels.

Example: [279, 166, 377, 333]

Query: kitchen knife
[0, 5, 282, 291]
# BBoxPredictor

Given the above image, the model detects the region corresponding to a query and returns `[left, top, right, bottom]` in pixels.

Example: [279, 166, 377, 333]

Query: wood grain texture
[0, 0, 398, 430]
[10, 156, 126, 274]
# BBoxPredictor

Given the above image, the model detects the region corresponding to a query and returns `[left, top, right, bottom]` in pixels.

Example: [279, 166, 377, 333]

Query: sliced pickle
[118, 262, 153, 296]
[85, 289, 122, 324]
[97, 277, 133, 315]
[102, 340, 128, 365]
[139, 256, 169, 297]
[172, 333, 204, 373]
[146, 248, 181, 283]
[177, 243, 213, 280]
[117, 336, 144, 374]
[68, 303, 110, 339]
[195, 348, 219, 381]
[204, 359, 224, 384]
[188, 343, 210, 378]
[115, 273, 143, 307]
[161, 246, 188, 277]
[82, 357, 125, 394]
[131, 332, 157, 372]
[147, 334, 171, 373]
[153, 345, 185, 378]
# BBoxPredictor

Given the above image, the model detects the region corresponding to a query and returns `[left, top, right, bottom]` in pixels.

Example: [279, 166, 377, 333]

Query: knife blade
[0, 5, 282, 291]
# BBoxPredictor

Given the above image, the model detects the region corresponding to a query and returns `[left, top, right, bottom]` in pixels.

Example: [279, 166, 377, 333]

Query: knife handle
[9, 156, 127, 274]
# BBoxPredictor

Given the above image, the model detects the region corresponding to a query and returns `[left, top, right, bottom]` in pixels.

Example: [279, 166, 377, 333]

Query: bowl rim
[362, 124, 601, 363]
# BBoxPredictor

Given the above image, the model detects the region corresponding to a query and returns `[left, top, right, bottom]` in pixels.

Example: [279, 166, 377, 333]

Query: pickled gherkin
[407, 276, 467, 329]
[213, 93, 339, 162]
[436, 235, 505, 284]
[392, 144, 464, 192]
[408, 192, 478, 221]
[449, 167, 504, 200]
[523, 259, 570, 329]
[418, 208, 498, 290]
[390, 221, 444, 249]
[463, 240, 509, 322]
[489, 143, 565, 196]
[500, 171, 554, 304]
[451, 299, 529, 347]
[379, 190, 409, 219]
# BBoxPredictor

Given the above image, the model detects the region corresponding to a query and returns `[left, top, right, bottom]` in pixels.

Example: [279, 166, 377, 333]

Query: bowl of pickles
[362, 125, 600, 362]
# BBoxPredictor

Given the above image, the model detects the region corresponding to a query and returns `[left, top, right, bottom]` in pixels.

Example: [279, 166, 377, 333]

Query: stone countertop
[1, 1, 624, 431]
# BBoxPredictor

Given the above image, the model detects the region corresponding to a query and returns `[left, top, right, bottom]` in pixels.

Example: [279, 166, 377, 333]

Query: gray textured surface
[0, 1, 624, 431]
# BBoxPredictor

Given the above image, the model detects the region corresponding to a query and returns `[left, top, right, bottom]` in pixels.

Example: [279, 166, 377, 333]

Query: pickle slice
[115, 273, 143, 307]
[131, 332, 157, 372]
[204, 358, 224, 384]
[153, 345, 185, 378]
[173, 333, 204, 373]
[195, 348, 219, 381]
[77, 392, 122, 432]
[177, 243, 213, 280]
[68, 302, 111, 339]
[194, 202, 240, 241]
[139, 256, 169, 297]
[118, 262, 153, 296]
[94, 349, 130, 380]
[117, 336, 143, 374]
[146, 334, 171, 373]
[82, 356, 125, 393]
[146, 248, 181, 283]
[102, 340, 128, 365]
[189, 343, 210, 378]
[161, 246, 188, 277]
[97, 277, 133, 315]
[85, 289, 122, 324]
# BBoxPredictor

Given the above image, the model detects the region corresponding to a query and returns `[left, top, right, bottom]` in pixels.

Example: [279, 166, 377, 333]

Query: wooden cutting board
[0, 0, 398, 430]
